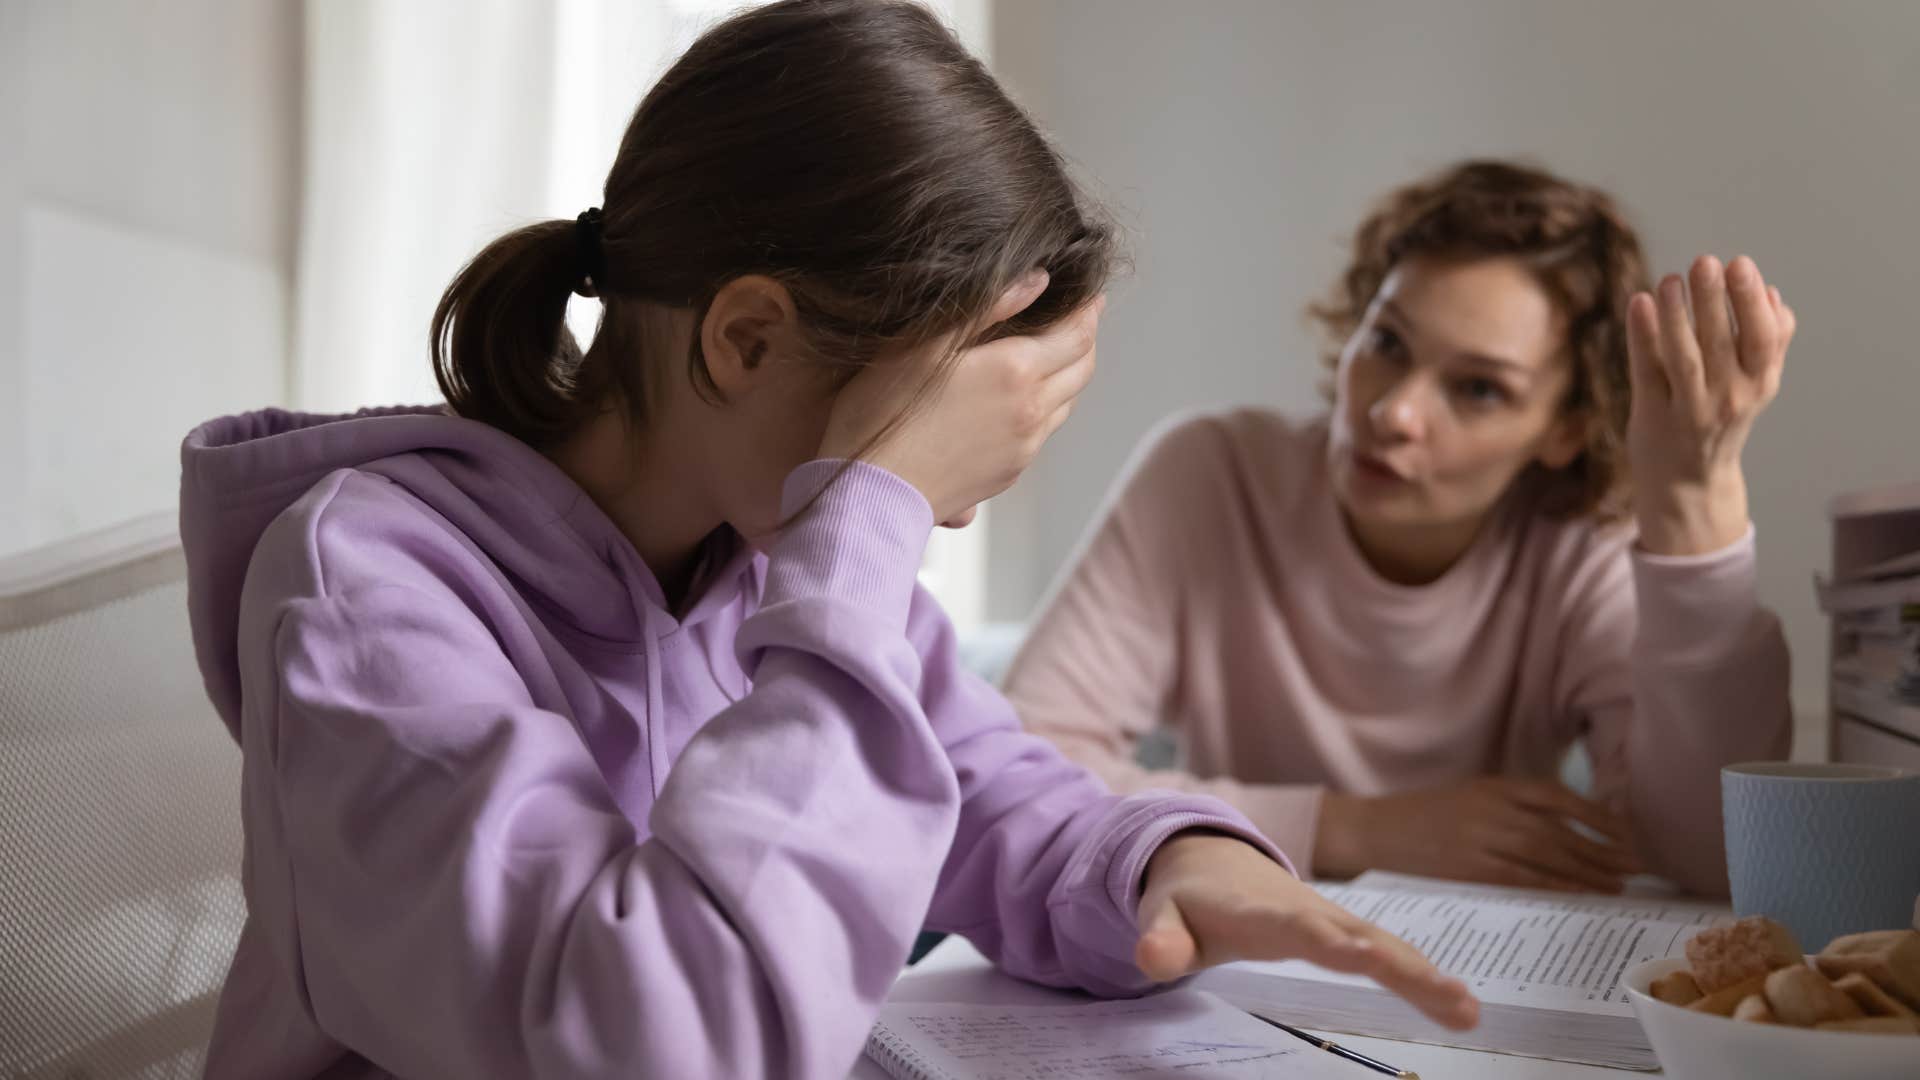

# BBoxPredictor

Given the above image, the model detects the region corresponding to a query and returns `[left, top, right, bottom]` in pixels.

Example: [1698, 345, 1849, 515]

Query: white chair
[0, 512, 244, 1079]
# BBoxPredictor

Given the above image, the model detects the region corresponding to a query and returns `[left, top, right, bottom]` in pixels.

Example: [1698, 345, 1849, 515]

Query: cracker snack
[1813, 929, 1920, 1012]
[1654, 917, 1920, 1037]
[1684, 916, 1803, 992]
[1650, 969, 1703, 1006]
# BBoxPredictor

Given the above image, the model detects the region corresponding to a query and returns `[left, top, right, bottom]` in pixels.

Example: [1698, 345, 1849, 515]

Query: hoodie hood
[179, 406, 750, 741]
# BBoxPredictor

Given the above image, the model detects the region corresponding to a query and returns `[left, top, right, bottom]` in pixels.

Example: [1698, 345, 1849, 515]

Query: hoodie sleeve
[911, 582, 1292, 996]
[239, 463, 956, 1079]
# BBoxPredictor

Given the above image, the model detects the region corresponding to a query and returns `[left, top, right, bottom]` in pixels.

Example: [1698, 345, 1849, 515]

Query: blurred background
[3, 0, 1916, 753]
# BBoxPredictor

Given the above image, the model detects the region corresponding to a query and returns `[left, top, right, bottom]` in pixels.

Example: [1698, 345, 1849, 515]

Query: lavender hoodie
[179, 407, 1283, 1079]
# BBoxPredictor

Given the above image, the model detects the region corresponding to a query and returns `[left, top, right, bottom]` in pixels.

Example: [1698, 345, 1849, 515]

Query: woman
[178, 5, 1475, 1077]
[1005, 159, 1795, 899]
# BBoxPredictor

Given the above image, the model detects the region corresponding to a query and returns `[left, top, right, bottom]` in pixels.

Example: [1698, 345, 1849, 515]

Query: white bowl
[1625, 957, 1920, 1080]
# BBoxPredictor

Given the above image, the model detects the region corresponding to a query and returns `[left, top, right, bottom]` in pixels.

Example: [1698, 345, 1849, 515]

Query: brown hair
[432, 0, 1115, 448]
[1308, 159, 1651, 520]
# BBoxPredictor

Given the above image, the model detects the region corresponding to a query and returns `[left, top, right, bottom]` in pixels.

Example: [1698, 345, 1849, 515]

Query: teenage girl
[180, 4, 1477, 1077]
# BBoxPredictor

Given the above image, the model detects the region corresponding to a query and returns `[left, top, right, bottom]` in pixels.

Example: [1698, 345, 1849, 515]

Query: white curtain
[293, 0, 993, 627]
[296, 0, 668, 411]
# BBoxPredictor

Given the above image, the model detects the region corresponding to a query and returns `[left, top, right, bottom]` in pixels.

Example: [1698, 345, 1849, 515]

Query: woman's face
[1328, 255, 1583, 535]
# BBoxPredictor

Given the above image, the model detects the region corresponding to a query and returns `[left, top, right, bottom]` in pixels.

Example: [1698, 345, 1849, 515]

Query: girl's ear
[700, 275, 801, 401]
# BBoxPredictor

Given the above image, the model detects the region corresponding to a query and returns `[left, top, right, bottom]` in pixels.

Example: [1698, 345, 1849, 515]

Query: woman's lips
[1352, 450, 1412, 485]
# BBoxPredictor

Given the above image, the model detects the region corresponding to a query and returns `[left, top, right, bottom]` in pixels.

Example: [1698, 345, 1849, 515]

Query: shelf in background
[1828, 479, 1920, 765]
[1833, 683, 1920, 743]
[1831, 481, 1920, 521]
[1834, 716, 1920, 771]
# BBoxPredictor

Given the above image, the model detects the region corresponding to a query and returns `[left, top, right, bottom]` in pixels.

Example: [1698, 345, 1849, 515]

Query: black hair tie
[574, 207, 606, 297]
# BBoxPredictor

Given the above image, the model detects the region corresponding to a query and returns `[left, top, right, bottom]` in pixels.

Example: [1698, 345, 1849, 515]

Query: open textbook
[1192, 871, 1734, 1070]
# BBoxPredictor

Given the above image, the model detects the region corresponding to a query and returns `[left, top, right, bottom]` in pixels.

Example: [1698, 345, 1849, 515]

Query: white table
[849, 935, 1643, 1079]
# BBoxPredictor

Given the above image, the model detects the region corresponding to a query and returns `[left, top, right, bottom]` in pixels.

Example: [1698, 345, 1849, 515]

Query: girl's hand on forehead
[819, 271, 1105, 526]
[1625, 254, 1795, 556]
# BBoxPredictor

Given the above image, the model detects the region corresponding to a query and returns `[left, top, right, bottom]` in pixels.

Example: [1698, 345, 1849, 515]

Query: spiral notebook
[863, 990, 1363, 1079]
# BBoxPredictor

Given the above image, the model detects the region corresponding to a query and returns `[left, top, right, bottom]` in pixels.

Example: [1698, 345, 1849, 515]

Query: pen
[1244, 1011, 1420, 1079]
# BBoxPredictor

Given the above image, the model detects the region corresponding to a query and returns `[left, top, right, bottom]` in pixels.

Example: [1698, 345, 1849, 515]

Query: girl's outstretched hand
[1136, 832, 1481, 1032]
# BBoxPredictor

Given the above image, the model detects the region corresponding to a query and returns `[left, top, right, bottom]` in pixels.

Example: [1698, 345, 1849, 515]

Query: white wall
[989, 0, 1920, 730]
[0, 0, 299, 557]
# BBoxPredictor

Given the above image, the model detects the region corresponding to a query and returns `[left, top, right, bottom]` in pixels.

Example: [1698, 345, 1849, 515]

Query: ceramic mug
[1722, 761, 1920, 950]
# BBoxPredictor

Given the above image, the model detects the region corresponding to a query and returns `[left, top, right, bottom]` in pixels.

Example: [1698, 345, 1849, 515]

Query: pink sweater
[1003, 409, 1792, 896]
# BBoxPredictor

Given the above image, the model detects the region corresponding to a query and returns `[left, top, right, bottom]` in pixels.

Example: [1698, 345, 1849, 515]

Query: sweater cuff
[763, 460, 934, 632]
[1103, 795, 1297, 921]
[1632, 524, 1764, 665]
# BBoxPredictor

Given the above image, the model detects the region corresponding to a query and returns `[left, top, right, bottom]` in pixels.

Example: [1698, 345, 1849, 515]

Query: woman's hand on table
[1313, 777, 1645, 893]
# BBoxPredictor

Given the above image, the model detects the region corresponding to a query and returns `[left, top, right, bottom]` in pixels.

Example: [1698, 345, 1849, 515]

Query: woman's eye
[1453, 376, 1509, 406]
[1369, 327, 1406, 358]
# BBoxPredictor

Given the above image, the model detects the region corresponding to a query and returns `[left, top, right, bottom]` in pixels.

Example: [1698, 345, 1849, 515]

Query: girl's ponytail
[431, 218, 589, 446]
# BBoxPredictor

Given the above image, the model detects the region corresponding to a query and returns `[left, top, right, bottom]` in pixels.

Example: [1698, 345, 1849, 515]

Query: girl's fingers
[1337, 918, 1481, 1031]
[1014, 295, 1103, 379]
[985, 269, 1050, 327]
[1238, 907, 1372, 966]
[1687, 256, 1735, 392]
[1042, 394, 1076, 442]
[1038, 342, 1097, 415]
[1170, 886, 1483, 1031]
[1233, 902, 1481, 1031]
[1135, 896, 1200, 982]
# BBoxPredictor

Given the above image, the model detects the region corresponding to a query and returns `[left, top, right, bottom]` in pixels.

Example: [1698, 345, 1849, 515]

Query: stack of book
[1820, 547, 1920, 750]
